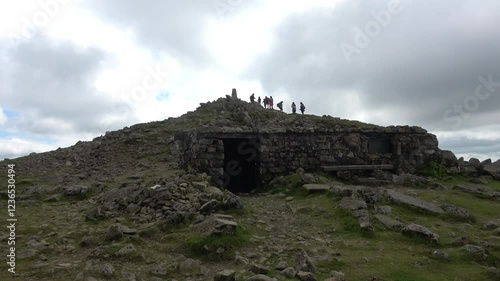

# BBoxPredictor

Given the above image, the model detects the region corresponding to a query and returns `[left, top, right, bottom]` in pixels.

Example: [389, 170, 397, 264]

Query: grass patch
[182, 225, 250, 261]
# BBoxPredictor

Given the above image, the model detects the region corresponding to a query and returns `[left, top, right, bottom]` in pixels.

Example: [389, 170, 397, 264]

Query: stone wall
[175, 126, 444, 187]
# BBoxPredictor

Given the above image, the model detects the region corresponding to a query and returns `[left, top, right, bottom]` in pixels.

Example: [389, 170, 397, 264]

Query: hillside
[0, 95, 499, 281]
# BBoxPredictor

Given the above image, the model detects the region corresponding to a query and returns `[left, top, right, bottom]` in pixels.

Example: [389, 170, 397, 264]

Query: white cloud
[0, 108, 6, 125]
[0, 0, 499, 161]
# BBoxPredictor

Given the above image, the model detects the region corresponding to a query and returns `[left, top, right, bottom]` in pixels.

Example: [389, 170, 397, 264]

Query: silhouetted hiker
[257, 96, 261, 105]
[250, 93, 255, 103]
[291, 102, 296, 114]
[269, 96, 274, 109]
[277, 101, 283, 111]
[300, 102, 305, 115]
[263, 96, 269, 109]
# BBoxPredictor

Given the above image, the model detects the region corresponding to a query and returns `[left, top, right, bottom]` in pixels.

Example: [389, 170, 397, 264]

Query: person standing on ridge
[291, 102, 296, 114]
[300, 102, 306, 115]
[257, 96, 261, 106]
[269, 96, 274, 109]
[263, 96, 269, 109]
[277, 101, 283, 111]
[250, 93, 255, 103]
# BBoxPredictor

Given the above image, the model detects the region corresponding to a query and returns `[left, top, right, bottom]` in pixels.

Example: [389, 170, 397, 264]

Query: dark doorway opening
[368, 138, 393, 154]
[222, 138, 261, 193]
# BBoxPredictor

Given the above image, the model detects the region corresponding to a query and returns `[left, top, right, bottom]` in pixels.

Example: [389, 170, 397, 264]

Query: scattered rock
[179, 258, 201, 274]
[62, 185, 90, 196]
[452, 185, 500, 199]
[280, 267, 296, 278]
[469, 178, 488, 184]
[374, 214, 404, 230]
[302, 184, 330, 194]
[354, 209, 373, 230]
[222, 191, 242, 209]
[463, 245, 488, 259]
[296, 249, 315, 273]
[386, 189, 444, 214]
[325, 271, 346, 281]
[199, 199, 220, 215]
[114, 244, 137, 257]
[296, 271, 317, 281]
[191, 214, 237, 237]
[440, 204, 471, 218]
[214, 269, 236, 281]
[275, 261, 288, 271]
[451, 237, 469, 246]
[245, 274, 277, 281]
[402, 223, 440, 244]
[430, 250, 449, 260]
[86, 206, 105, 221]
[338, 197, 367, 211]
[235, 255, 250, 265]
[249, 263, 270, 274]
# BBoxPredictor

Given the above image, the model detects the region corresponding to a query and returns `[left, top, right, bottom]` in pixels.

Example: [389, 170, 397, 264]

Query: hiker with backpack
[300, 102, 306, 115]
[250, 93, 255, 103]
[277, 101, 283, 111]
[263, 96, 269, 109]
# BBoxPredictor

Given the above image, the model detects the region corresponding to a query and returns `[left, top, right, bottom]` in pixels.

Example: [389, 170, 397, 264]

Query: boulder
[452, 185, 500, 198]
[280, 267, 296, 278]
[214, 269, 236, 281]
[249, 263, 270, 274]
[484, 160, 500, 180]
[295, 249, 315, 273]
[462, 245, 488, 259]
[386, 189, 444, 214]
[338, 197, 367, 211]
[245, 274, 277, 281]
[440, 204, 471, 218]
[296, 271, 317, 281]
[354, 209, 373, 230]
[63, 185, 90, 196]
[402, 223, 440, 244]
[374, 214, 404, 230]
[199, 199, 220, 215]
[302, 184, 330, 195]
[222, 191, 242, 209]
[191, 214, 237, 237]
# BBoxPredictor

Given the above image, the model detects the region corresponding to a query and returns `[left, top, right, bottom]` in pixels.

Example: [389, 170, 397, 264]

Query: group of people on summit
[250, 93, 305, 115]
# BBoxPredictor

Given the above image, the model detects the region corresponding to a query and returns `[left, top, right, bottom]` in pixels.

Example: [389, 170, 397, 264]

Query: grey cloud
[0, 35, 135, 136]
[246, 0, 500, 131]
[83, 0, 218, 65]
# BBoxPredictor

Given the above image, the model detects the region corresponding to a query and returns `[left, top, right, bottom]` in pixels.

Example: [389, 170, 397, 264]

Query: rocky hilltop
[0, 94, 499, 281]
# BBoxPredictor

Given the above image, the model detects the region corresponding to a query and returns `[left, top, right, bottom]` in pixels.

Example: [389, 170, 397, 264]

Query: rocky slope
[0, 95, 499, 280]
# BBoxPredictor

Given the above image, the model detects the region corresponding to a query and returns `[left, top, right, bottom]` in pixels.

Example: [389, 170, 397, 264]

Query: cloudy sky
[1, 0, 499, 161]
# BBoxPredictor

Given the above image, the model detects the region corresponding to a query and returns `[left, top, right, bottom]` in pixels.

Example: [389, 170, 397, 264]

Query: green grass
[182, 225, 251, 261]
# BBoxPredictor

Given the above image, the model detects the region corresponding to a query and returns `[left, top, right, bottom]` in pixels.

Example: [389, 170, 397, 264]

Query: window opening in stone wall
[368, 138, 393, 154]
